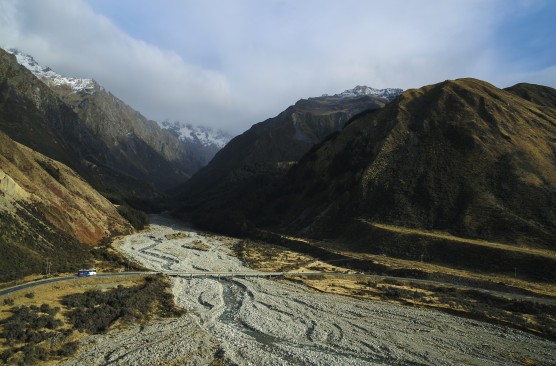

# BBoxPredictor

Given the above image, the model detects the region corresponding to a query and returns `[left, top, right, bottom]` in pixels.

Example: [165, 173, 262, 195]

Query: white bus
[77, 269, 97, 277]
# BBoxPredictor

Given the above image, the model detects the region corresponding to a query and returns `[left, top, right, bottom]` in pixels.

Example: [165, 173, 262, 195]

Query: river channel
[63, 215, 556, 366]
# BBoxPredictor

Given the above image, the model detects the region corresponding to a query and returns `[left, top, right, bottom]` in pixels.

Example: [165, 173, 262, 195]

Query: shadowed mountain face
[0, 49, 202, 207]
[261, 79, 556, 248]
[0, 131, 131, 281]
[175, 93, 390, 233]
[50, 81, 203, 192]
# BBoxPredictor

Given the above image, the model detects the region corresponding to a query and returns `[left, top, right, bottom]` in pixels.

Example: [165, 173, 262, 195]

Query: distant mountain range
[9, 48, 233, 160]
[160, 121, 232, 164]
[327, 85, 403, 101]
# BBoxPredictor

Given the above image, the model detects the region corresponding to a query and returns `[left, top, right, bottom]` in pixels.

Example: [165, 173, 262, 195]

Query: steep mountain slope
[5, 49, 203, 194]
[262, 79, 556, 251]
[52, 84, 203, 192]
[0, 130, 131, 281]
[176, 90, 398, 232]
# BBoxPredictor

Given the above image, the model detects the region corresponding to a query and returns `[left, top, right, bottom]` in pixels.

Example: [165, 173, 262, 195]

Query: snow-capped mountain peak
[160, 121, 232, 149]
[335, 85, 403, 101]
[5, 48, 96, 93]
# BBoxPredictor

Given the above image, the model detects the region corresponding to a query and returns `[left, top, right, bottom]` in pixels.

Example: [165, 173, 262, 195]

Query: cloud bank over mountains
[1, 0, 554, 133]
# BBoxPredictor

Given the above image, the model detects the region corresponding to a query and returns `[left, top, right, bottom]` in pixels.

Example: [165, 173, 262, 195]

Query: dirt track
[63, 215, 556, 365]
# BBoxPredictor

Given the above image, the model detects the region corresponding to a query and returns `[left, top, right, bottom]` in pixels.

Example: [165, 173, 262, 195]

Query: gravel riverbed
[63, 215, 556, 365]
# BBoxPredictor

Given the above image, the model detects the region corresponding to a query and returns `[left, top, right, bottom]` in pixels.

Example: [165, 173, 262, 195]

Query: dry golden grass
[165, 232, 190, 240]
[237, 240, 353, 274]
[0, 275, 144, 313]
[365, 220, 556, 259]
[183, 240, 211, 252]
[282, 234, 556, 299]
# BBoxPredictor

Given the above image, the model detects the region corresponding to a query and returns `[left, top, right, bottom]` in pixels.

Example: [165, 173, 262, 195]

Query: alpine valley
[1, 46, 556, 365]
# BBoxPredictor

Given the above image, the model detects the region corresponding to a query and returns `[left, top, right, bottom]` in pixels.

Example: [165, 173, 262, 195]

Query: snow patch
[335, 85, 403, 101]
[5, 48, 96, 93]
[159, 121, 232, 149]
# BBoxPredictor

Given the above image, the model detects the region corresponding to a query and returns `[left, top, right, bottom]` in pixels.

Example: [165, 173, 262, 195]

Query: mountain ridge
[7, 48, 229, 175]
[0, 48, 207, 203]
[331, 85, 403, 101]
[7, 48, 96, 93]
[175, 88, 399, 234]
[259, 78, 556, 249]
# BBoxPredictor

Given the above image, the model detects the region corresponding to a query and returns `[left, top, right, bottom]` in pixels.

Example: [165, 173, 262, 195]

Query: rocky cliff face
[0, 130, 131, 281]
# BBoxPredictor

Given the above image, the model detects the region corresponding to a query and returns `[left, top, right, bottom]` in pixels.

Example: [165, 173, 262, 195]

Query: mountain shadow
[174, 92, 391, 234]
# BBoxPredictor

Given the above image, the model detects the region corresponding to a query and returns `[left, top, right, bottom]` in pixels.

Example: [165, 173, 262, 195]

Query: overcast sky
[1, 0, 555, 134]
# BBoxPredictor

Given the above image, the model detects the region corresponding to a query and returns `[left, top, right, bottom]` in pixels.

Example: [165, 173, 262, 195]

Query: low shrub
[62, 275, 184, 334]
[57, 341, 79, 357]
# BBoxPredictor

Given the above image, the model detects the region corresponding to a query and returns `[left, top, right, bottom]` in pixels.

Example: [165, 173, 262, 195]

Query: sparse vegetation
[165, 232, 189, 240]
[91, 238, 146, 272]
[0, 204, 93, 283]
[0, 275, 183, 364]
[61, 275, 184, 334]
[0, 304, 68, 365]
[235, 237, 556, 340]
[181, 239, 210, 252]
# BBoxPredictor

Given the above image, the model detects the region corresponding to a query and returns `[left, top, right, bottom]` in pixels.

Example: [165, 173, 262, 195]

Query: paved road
[0, 272, 154, 297]
[2, 270, 556, 306]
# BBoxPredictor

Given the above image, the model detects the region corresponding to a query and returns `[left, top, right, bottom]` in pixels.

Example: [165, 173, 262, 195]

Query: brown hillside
[263, 78, 556, 249]
[0, 131, 131, 281]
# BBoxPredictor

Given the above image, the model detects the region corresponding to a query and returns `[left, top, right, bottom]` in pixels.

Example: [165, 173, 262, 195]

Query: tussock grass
[366, 221, 556, 259]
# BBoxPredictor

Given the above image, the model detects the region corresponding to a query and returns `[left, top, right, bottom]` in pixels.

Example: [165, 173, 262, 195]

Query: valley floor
[63, 215, 556, 366]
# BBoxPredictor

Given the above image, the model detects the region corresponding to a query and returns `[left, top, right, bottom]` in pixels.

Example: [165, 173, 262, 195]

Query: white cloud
[0, 0, 238, 130]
